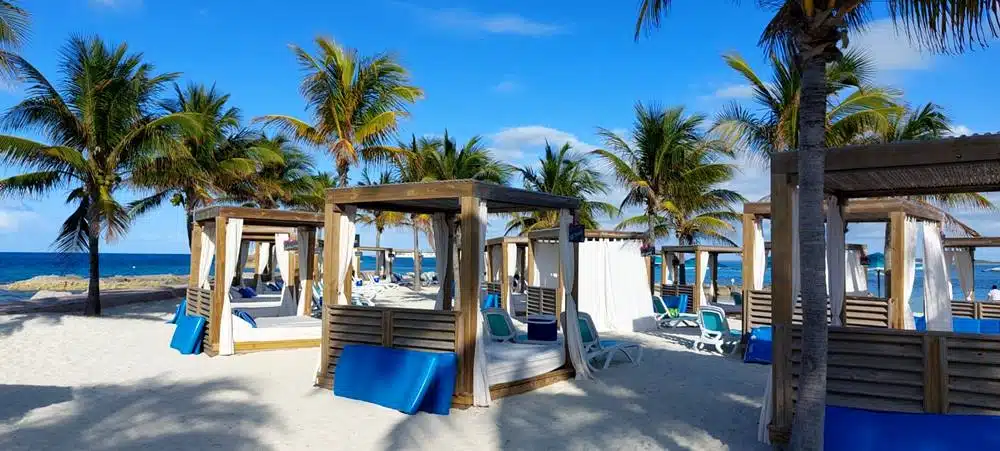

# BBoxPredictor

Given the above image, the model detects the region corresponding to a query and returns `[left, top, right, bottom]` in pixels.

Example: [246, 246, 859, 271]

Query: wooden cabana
[659, 244, 742, 313]
[317, 180, 597, 408]
[943, 236, 1000, 319]
[187, 207, 324, 355]
[354, 245, 394, 279]
[484, 236, 530, 313]
[764, 135, 1000, 444]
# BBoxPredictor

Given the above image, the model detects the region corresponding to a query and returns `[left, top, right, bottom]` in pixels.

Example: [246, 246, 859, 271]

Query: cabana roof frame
[526, 228, 646, 241]
[485, 236, 530, 247]
[943, 236, 1000, 248]
[327, 180, 580, 213]
[660, 244, 742, 254]
[193, 206, 324, 226]
[744, 198, 946, 223]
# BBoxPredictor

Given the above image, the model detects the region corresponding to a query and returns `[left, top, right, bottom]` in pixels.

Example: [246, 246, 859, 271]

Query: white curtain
[922, 222, 953, 331]
[578, 239, 655, 332]
[903, 219, 919, 329]
[559, 210, 594, 381]
[696, 251, 709, 306]
[472, 202, 492, 407]
[219, 218, 243, 356]
[432, 213, 449, 310]
[952, 248, 975, 301]
[274, 234, 297, 316]
[255, 242, 271, 292]
[846, 249, 868, 294]
[752, 220, 766, 290]
[297, 228, 311, 316]
[335, 207, 357, 305]
[236, 241, 251, 287]
[198, 224, 216, 289]
[826, 196, 846, 326]
[663, 252, 674, 285]
[533, 242, 560, 288]
[490, 246, 502, 282]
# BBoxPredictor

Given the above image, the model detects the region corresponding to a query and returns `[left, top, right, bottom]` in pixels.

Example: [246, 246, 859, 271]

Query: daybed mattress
[486, 341, 565, 386]
[233, 316, 322, 342]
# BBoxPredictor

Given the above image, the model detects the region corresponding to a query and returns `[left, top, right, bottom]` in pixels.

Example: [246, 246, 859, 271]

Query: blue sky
[1, 1, 999, 258]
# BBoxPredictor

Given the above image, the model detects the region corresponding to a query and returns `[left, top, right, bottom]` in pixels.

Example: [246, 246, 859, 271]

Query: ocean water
[0, 253, 432, 301]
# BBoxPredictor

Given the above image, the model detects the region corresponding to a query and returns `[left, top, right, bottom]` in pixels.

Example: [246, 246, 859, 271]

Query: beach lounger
[482, 308, 529, 342]
[652, 295, 698, 328]
[697, 305, 741, 354]
[562, 311, 642, 370]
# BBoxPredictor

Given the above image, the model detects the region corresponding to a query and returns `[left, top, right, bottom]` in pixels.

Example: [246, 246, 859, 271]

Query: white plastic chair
[562, 311, 643, 370]
[697, 305, 741, 354]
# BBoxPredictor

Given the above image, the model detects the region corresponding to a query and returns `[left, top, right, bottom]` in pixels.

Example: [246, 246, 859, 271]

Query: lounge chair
[697, 305, 741, 354]
[482, 308, 529, 342]
[561, 311, 643, 370]
[653, 295, 698, 328]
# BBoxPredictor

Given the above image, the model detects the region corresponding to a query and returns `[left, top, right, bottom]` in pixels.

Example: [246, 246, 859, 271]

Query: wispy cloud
[709, 84, 755, 99]
[948, 124, 973, 137]
[850, 19, 933, 71]
[493, 80, 520, 93]
[0, 208, 37, 233]
[401, 4, 567, 37]
[489, 125, 593, 161]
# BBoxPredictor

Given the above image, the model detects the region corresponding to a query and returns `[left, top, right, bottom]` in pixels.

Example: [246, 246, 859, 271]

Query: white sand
[0, 299, 770, 450]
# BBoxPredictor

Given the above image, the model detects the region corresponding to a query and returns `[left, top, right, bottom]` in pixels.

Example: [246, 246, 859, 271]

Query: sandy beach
[0, 296, 768, 451]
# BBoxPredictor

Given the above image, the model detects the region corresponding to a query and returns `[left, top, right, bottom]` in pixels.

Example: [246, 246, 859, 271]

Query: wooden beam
[741, 213, 755, 334]
[944, 236, 1000, 248]
[193, 206, 323, 225]
[188, 222, 203, 288]
[500, 242, 510, 310]
[318, 203, 340, 385]
[442, 215, 456, 310]
[457, 196, 481, 396]
[660, 244, 743, 254]
[770, 172, 795, 441]
[525, 241, 535, 286]
[209, 216, 228, 354]
[299, 227, 317, 317]
[527, 228, 646, 241]
[890, 211, 907, 329]
[659, 250, 668, 293]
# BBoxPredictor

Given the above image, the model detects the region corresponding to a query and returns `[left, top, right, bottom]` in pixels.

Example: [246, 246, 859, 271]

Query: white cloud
[90, 0, 142, 8]
[402, 4, 566, 37]
[0, 209, 37, 233]
[493, 80, 520, 93]
[710, 84, 755, 99]
[849, 19, 933, 71]
[949, 124, 973, 137]
[488, 125, 595, 161]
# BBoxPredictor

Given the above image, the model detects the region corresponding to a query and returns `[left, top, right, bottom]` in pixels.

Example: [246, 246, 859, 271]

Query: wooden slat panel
[951, 301, 976, 318]
[980, 303, 1000, 319]
[659, 284, 696, 313]
[745, 291, 889, 328]
[525, 286, 557, 317]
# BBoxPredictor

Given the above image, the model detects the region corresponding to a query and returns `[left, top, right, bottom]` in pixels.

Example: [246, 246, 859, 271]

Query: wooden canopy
[661, 244, 741, 254]
[943, 236, 1000, 248]
[326, 180, 580, 213]
[744, 198, 946, 223]
[526, 229, 647, 241]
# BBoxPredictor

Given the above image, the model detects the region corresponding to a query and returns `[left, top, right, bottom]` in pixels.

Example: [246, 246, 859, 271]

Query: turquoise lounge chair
[697, 305, 741, 354]
[561, 311, 643, 370]
[653, 295, 698, 328]
[482, 308, 528, 342]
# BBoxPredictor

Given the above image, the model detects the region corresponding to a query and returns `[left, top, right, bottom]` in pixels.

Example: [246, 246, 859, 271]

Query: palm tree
[356, 168, 409, 247]
[290, 171, 336, 212]
[506, 141, 617, 234]
[420, 131, 511, 184]
[394, 134, 439, 290]
[226, 134, 316, 209]
[0, 36, 198, 316]
[258, 37, 423, 186]
[637, 2, 1000, 447]
[131, 83, 280, 247]
[0, 1, 28, 82]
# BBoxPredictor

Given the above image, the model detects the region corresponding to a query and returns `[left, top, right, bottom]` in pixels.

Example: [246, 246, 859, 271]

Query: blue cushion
[825, 405, 1000, 450]
[914, 315, 927, 332]
[266, 282, 280, 291]
[417, 352, 457, 415]
[953, 317, 980, 334]
[744, 326, 772, 364]
[980, 319, 1000, 334]
[168, 300, 187, 324]
[237, 286, 256, 298]
[170, 314, 206, 355]
[333, 345, 439, 415]
[233, 309, 257, 328]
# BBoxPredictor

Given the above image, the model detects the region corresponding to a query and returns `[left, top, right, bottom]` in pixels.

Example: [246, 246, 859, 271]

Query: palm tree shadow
[0, 376, 279, 451]
[382, 342, 770, 450]
[0, 298, 181, 339]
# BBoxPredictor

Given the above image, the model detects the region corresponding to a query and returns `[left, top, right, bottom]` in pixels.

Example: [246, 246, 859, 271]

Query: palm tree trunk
[186, 209, 195, 250]
[790, 51, 830, 450]
[84, 205, 102, 316]
[412, 222, 422, 291]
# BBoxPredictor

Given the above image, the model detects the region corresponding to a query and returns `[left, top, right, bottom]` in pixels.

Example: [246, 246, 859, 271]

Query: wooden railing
[951, 300, 1000, 319]
[485, 282, 502, 297]
[186, 287, 213, 346]
[658, 284, 696, 313]
[745, 290, 891, 329]
[317, 305, 461, 390]
[789, 326, 1000, 415]
[525, 286, 557, 316]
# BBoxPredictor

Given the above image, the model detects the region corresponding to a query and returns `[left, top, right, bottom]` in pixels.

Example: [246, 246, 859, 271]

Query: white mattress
[232, 316, 321, 342]
[486, 341, 565, 386]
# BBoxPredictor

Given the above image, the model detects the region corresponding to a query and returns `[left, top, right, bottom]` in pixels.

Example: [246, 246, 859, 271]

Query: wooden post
[208, 216, 228, 355]
[645, 255, 655, 295]
[485, 245, 493, 283]
[770, 173, 795, 442]
[442, 215, 457, 310]
[710, 252, 719, 303]
[890, 211, 907, 329]
[386, 249, 393, 279]
[525, 241, 535, 286]
[693, 250, 705, 313]
[319, 202, 340, 385]
[922, 334, 948, 413]
[741, 213, 756, 334]
[500, 242, 510, 310]
[300, 227, 317, 317]
[659, 250, 667, 295]
[457, 197, 481, 396]
[352, 252, 361, 279]
[188, 222, 203, 289]
[556, 240, 566, 324]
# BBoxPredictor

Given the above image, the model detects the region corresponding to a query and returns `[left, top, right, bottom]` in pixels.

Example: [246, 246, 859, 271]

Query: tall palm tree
[356, 167, 409, 247]
[226, 134, 316, 209]
[637, 2, 1000, 447]
[258, 37, 423, 186]
[290, 171, 336, 212]
[131, 83, 280, 247]
[394, 134, 439, 290]
[0, 1, 28, 82]
[420, 131, 510, 184]
[0, 36, 198, 316]
[506, 141, 617, 234]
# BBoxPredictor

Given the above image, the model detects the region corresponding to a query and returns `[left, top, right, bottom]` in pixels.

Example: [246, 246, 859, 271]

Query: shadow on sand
[0, 376, 279, 451]
[381, 336, 770, 450]
[0, 298, 180, 339]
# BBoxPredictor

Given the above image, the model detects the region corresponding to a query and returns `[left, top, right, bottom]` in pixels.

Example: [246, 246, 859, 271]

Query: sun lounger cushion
[233, 309, 257, 328]
[824, 405, 1000, 450]
[266, 282, 280, 291]
[169, 314, 206, 355]
[914, 315, 927, 331]
[744, 326, 772, 364]
[980, 319, 1000, 334]
[953, 317, 980, 333]
[418, 352, 457, 415]
[333, 344, 439, 415]
[168, 300, 187, 324]
[237, 287, 256, 298]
